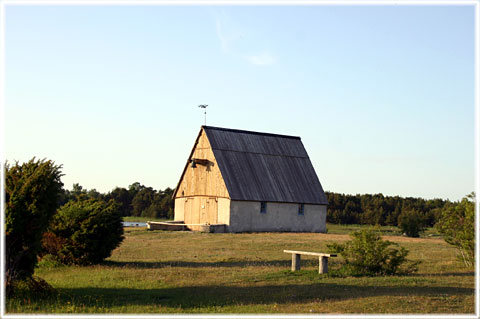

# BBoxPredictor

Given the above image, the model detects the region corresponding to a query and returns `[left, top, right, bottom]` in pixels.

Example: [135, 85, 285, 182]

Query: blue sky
[4, 4, 475, 201]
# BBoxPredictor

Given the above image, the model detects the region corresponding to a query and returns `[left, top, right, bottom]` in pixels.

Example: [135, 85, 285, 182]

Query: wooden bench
[284, 250, 337, 274]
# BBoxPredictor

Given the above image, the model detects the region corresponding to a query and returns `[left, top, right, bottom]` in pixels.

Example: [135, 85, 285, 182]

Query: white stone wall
[229, 201, 326, 233]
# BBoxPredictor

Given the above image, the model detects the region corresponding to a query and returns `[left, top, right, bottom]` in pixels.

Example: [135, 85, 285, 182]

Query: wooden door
[207, 197, 218, 225]
[199, 197, 208, 224]
[184, 198, 193, 224]
[198, 197, 218, 225]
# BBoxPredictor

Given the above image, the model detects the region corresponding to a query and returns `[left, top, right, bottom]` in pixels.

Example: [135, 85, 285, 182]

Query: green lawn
[7, 224, 475, 314]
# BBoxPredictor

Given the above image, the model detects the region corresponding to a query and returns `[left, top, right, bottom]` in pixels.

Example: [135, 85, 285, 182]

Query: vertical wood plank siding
[176, 129, 229, 199]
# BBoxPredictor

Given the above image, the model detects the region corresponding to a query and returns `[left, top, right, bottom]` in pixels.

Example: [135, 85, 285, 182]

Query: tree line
[325, 191, 449, 227]
[59, 182, 174, 219]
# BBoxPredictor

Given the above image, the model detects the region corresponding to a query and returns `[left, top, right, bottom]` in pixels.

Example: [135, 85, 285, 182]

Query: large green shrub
[44, 199, 124, 265]
[5, 159, 64, 295]
[327, 229, 419, 276]
[397, 208, 426, 237]
[435, 193, 475, 267]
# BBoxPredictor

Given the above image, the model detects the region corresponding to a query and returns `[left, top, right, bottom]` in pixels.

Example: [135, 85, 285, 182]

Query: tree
[58, 183, 105, 206]
[70, 183, 86, 198]
[5, 158, 63, 295]
[105, 187, 133, 216]
[385, 202, 402, 226]
[160, 187, 174, 219]
[128, 182, 145, 198]
[327, 229, 419, 276]
[397, 208, 426, 237]
[343, 200, 359, 224]
[44, 198, 124, 265]
[86, 188, 102, 200]
[436, 193, 475, 267]
[132, 187, 155, 217]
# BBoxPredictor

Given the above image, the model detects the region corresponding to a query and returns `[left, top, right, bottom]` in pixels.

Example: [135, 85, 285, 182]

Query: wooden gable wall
[175, 128, 229, 199]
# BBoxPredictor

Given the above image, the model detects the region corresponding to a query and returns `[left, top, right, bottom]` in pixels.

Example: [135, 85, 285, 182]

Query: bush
[327, 229, 420, 276]
[45, 198, 124, 265]
[397, 208, 426, 237]
[5, 158, 63, 295]
[435, 193, 475, 267]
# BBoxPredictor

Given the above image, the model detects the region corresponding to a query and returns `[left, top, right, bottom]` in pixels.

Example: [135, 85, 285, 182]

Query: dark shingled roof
[203, 126, 327, 205]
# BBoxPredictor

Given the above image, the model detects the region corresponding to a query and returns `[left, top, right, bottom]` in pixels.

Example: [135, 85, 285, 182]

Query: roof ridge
[202, 125, 301, 140]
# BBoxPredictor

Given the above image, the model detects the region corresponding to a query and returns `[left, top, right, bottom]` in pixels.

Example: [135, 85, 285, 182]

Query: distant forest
[60, 183, 453, 227]
[326, 191, 450, 227]
[59, 183, 174, 220]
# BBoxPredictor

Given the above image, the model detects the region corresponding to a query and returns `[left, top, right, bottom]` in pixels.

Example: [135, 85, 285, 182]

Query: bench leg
[319, 256, 328, 274]
[292, 254, 301, 271]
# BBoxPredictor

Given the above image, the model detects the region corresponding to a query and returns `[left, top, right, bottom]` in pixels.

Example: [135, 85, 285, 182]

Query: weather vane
[198, 104, 208, 126]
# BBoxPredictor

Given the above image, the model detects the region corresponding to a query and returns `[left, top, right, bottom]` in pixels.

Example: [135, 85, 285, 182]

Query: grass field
[7, 224, 475, 314]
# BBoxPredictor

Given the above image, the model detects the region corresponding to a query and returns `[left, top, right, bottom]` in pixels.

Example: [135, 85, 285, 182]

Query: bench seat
[283, 250, 337, 274]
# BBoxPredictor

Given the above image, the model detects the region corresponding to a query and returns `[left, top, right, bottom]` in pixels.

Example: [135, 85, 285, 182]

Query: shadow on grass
[102, 261, 475, 278]
[10, 282, 474, 312]
[102, 259, 295, 268]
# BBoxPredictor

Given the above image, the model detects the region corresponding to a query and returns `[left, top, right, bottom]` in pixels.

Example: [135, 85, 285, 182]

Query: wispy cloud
[215, 16, 229, 53]
[213, 9, 277, 67]
[215, 10, 243, 54]
[246, 51, 276, 66]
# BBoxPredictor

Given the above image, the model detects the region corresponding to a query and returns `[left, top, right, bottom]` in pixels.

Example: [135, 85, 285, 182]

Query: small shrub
[327, 229, 419, 276]
[46, 198, 124, 265]
[37, 254, 65, 269]
[397, 209, 426, 237]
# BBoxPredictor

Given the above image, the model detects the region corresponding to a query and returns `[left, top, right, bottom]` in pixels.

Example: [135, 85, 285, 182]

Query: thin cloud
[246, 51, 277, 66]
[215, 16, 229, 53]
[214, 10, 243, 54]
[213, 9, 277, 67]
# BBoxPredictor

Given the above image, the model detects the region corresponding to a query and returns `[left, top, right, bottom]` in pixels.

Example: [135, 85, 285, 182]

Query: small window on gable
[298, 204, 305, 216]
[260, 201, 267, 214]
